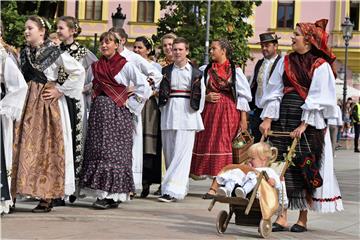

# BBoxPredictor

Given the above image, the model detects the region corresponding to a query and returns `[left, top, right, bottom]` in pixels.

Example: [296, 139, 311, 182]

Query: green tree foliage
[1, 1, 27, 49]
[1, 1, 63, 48]
[156, 0, 261, 66]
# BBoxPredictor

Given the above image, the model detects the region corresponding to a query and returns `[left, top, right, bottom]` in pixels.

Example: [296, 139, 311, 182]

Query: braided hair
[57, 16, 82, 38]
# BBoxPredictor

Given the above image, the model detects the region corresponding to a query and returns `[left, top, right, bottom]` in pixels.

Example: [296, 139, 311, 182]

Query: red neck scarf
[92, 52, 128, 107]
[207, 59, 232, 94]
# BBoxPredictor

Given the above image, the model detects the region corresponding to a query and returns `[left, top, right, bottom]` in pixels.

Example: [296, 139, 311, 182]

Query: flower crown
[38, 16, 51, 31]
[74, 22, 80, 31]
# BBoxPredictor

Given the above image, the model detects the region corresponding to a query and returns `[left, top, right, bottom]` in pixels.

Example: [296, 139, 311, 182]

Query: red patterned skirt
[191, 94, 240, 177]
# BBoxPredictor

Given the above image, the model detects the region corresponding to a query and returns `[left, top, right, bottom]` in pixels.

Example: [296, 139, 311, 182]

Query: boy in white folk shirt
[158, 37, 205, 202]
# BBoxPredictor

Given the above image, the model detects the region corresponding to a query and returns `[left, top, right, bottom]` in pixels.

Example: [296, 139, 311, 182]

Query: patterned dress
[11, 40, 85, 199]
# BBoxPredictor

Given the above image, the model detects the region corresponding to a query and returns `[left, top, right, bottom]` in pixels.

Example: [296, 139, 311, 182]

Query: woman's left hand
[42, 87, 63, 101]
[290, 123, 307, 138]
[240, 119, 248, 131]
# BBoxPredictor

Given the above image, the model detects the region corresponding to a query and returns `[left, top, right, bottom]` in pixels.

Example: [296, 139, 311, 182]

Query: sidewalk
[1, 148, 359, 240]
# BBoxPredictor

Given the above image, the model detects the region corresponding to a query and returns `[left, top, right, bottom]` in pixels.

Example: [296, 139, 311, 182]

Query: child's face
[249, 152, 268, 168]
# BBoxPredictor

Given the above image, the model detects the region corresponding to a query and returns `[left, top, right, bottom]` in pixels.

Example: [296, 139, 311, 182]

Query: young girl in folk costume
[11, 16, 85, 213]
[215, 142, 288, 207]
[133, 36, 163, 198]
[0, 26, 28, 214]
[56, 16, 98, 204]
[190, 39, 252, 198]
[79, 31, 152, 209]
[260, 19, 343, 232]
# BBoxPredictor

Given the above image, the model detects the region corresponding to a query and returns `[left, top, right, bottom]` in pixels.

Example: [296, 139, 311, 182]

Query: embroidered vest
[249, 55, 282, 110]
[158, 63, 203, 111]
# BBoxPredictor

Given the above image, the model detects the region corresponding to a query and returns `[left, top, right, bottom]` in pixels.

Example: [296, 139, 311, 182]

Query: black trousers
[354, 123, 359, 150]
[249, 107, 263, 143]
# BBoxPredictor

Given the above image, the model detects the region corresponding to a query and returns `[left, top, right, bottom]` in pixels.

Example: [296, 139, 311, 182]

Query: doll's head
[248, 142, 277, 168]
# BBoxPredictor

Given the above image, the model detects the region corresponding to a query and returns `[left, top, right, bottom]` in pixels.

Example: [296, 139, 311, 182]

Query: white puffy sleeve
[114, 62, 152, 115]
[199, 74, 206, 113]
[260, 57, 284, 120]
[135, 54, 163, 89]
[235, 67, 252, 112]
[80, 50, 98, 92]
[80, 50, 98, 71]
[55, 52, 85, 100]
[0, 55, 28, 121]
[301, 62, 337, 129]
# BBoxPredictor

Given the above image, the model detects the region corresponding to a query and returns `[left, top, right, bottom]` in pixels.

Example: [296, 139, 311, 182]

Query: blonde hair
[248, 142, 277, 163]
[160, 33, 177, 46]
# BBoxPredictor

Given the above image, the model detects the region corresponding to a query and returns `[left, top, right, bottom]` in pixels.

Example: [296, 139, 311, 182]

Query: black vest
[158, 63, 203, 111]
[203, 61, 237, 101]
[249, 55, 281, 110]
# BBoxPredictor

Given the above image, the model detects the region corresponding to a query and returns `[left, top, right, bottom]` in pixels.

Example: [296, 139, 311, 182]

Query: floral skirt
[80, 96, 135, 194]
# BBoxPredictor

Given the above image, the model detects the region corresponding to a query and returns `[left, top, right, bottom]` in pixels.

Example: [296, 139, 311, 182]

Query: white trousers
[161, 130, 195, 199]
[132, 115, 143, 192]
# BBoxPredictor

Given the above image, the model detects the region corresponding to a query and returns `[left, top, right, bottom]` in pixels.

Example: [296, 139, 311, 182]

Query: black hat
[257, 32, 281, 44]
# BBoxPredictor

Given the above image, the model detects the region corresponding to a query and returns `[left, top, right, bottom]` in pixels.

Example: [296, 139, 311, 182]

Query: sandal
[202, 188, 217, 199]
[32, 199, 53, 213]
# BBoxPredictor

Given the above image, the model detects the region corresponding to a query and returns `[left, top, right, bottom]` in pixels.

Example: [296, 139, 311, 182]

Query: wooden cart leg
[208, 199, 216, 211]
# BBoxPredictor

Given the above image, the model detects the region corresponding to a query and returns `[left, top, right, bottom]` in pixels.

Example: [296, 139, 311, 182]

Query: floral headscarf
[297, 19, 336, 64]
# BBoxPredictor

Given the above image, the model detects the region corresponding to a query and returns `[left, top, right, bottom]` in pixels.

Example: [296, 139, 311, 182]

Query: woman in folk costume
[109, 27, 162, 195]
[11, 16, 85, 213]
[190, 39, 252, 198]
[55, 16, 98, 205]
[79, 31, 152, 209]
[259, 19, 343, 233]
[0, 33, 28, 215]
[133, 36, 162, 198]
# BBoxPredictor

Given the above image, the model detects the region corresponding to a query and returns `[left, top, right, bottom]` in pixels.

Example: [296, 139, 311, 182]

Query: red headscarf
[296, 19, 336, 64]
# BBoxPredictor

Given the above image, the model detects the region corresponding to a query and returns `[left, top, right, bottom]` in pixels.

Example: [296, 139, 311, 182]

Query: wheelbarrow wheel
[258, 219, 272, 238]
[216, 210, 228, 234]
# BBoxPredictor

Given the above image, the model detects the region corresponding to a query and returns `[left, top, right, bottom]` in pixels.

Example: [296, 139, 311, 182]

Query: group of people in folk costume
[0, 15, 344, 233]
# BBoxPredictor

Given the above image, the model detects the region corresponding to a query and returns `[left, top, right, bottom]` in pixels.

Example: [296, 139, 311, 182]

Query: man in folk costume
[109, 27, 162, 195]
[158, 37, 205, 202]
[249, 32, 282, 143]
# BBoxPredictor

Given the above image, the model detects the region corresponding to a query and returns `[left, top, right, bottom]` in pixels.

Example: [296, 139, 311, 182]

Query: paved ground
[1, 139, 359, 239]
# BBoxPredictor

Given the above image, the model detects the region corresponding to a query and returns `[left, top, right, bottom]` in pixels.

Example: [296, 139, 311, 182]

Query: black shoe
[355, 149, 360, 153]
[158, 194, 176, 203]
[290, 224, 307, 232]
[69, 195, 77, 203]
[52, 198, 66, 207]
[140, 184, 150, 198]
[153, 185, 161, 196]
[92, 198, 119, 209]
[32, 200, 53, 213]
[272, 222, 289, 232]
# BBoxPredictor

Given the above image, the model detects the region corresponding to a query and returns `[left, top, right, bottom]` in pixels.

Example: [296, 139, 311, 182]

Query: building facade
[63, 0, 359, 95]
[63, 0, 161, 42]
